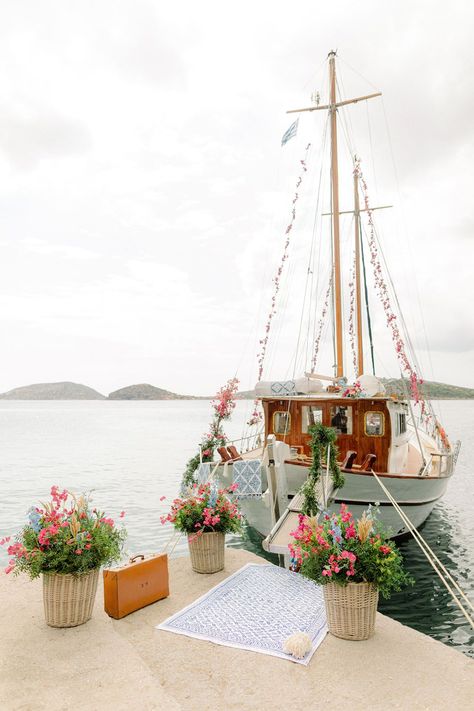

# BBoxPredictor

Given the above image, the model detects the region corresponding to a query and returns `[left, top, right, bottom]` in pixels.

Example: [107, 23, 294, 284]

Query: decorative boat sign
[186, 51, 460, 546]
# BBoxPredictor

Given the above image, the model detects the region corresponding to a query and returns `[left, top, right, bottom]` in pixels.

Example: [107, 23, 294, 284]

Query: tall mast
[353, 166, 364, 375]
[286, 52, 382, 379]
[328, 51, 344, 379]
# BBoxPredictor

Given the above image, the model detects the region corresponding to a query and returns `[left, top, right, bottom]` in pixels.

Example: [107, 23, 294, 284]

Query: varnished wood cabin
[261, 396, 409, 473]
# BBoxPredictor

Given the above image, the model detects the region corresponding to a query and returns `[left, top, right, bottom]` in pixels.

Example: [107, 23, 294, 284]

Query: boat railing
[198, 430, 264, 463]
[421, 447, 459, 477]
[226, 431, 264, 452]
[419, 454, 433, 477]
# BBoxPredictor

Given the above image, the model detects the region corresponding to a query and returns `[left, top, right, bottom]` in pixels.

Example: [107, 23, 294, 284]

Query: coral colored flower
[75, 549, 83, 555]
[119, 511, 126, 518]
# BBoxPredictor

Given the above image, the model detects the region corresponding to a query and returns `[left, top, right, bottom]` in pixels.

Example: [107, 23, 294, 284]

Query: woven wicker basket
[323, 581, 379, 640]
[187, 532, 225, 573]
[42, 568, 100, 628]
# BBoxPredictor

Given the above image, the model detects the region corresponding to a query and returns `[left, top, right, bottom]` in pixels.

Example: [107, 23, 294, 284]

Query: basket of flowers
[289, 503, 413, 640]
[161, 482, 242, 573]
[1, 485, 127, 628]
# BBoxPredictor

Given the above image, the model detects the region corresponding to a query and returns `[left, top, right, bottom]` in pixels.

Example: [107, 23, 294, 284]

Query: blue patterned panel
[271, 380, 296, 395]
[232, 460, 262, 499]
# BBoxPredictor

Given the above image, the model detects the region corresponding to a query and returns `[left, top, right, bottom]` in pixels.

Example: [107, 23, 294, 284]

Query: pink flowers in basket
[289, 503, 413, 599]
[160, 482, 243, 541]
[1, 485, 127, 579]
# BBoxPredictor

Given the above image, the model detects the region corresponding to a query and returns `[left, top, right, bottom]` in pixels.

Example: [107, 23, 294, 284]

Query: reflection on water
[379, 504, 474, 658]
[0, 399, 472, 657]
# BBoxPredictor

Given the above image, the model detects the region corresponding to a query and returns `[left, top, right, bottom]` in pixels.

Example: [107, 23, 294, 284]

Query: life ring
[436, 421, 450, 450]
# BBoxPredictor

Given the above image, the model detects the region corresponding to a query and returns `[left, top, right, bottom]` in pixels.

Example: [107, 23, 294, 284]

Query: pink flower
[380, 545, 391, 555]
[345, 524, 356, 539]
[159, 496, 166, 502]
[85, 544, 91, 549]
[75, 549, 82, 555]
[119, 511, 126, 518]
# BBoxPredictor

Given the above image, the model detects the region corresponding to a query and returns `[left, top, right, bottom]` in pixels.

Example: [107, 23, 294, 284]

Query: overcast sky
[0, 0, 473, 396]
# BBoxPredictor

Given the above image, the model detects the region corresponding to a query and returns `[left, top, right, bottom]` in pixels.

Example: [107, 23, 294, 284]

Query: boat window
[330, 406, 352, 435]
[365, 411, 384, 437]
[273, 411, 291, 435]
[302, 405, 323, 433]
[396, 413, 407, 436]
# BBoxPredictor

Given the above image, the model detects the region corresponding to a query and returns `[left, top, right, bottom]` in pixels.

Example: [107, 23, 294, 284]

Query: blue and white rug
[156, 563, 327, 665]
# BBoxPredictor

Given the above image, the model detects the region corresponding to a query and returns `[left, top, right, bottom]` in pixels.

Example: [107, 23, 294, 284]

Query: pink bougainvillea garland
[354, 159, 427, 416]
[248, 145, 312, 427]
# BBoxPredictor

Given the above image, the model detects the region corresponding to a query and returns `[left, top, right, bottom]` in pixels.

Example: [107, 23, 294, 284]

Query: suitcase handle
[129, 554, 145, 564]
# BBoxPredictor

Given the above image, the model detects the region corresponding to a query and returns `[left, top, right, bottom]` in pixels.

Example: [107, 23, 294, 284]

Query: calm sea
[0, 399, 472, 657]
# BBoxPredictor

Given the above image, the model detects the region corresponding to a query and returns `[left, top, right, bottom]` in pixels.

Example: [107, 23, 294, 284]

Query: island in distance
[0, 379, 473, 400]
[0, 382, 198, 400]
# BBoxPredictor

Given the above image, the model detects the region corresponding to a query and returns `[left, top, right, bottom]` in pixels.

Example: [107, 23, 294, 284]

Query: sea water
[0, 399, 472, 657]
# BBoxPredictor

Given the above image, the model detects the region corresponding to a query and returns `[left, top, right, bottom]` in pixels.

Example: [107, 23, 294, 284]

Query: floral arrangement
[161, 482, 243, 539]
[1, 486, 127, 579]
[182, 377, 239, 488]
[289, 503, 413, 598]
[342, 381, 363, 398]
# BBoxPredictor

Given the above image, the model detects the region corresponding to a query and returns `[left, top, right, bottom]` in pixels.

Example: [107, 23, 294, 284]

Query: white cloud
[0, 0, 472, 393]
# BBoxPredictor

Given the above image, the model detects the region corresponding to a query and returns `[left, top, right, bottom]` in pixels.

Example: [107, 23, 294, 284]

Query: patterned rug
[157, 563, 327, 665]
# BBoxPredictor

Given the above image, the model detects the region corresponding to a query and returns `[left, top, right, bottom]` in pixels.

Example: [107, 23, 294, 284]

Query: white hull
[224, 460, 452, 540]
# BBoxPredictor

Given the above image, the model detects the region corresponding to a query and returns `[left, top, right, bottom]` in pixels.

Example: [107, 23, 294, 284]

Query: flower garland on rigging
[348, 251, 358, 378]
[182, 377, 239, 488]
[310, 272, 333, 373]
[247, 144, 312, 427]
[354, 159, 428, 418]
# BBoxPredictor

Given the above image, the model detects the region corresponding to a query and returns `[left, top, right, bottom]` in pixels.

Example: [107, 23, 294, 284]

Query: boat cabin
[261, 396, 409, 473]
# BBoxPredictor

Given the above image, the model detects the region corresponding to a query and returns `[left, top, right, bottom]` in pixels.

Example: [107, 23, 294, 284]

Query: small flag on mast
[281, 118, 299, 146]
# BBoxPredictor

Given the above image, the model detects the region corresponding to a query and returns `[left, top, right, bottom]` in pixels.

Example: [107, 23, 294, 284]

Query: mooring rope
[371, 470, 474, 629]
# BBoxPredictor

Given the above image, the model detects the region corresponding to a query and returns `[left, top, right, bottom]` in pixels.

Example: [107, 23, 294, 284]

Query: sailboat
[197, 51, 460, 549]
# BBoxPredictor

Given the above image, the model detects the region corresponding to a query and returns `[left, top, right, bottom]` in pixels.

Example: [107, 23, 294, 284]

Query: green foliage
[3, 487, 126, 580]
[289, 505, 414, 599]
[181, 377, 239, 490]
[162, 483, 242, 536]
[302, 423, 345, 516]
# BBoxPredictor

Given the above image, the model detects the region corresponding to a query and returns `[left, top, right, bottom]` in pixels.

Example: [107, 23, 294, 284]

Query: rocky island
[108, 383, 195, 400]
[0, 382, 106, 400]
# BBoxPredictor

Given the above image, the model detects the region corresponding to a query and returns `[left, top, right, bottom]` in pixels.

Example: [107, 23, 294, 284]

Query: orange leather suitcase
[103, 553, 169, 619]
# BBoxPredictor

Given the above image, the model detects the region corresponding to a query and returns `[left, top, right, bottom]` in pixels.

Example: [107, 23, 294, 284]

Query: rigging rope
[310, 271, 333, 372]
[246, 144, 312, 427]
[359, 218, 376, 375]
[371, 469, 474, 630]
[348, 248, 358, 378]
[355, 159, 427, 412]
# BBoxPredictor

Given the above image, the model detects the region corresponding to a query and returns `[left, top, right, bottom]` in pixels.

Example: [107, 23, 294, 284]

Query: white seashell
[282, 631, 312, 659]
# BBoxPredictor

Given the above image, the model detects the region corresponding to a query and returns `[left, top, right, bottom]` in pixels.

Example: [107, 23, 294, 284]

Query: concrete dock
[0, 548, 472, 711]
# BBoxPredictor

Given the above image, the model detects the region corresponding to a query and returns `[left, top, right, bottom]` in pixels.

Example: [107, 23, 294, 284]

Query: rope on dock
[371, 470, 474, 629]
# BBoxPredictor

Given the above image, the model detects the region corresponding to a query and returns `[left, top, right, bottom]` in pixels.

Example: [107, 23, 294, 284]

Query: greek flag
[281, 118, 299, 146]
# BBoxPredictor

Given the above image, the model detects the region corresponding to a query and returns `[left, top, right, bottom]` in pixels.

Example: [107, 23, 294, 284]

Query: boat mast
[328, 51, 344, 379]
[286, 52, 382, 380]
[353, 165, 364, 375]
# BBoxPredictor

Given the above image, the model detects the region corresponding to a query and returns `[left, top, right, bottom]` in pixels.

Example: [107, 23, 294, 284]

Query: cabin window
[273, 411, 291, 435]
[396, 413, 407, 436]
[330, 406, 353, 435]
[365, 411, 384, 437]
[302, 405, 323, 433]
